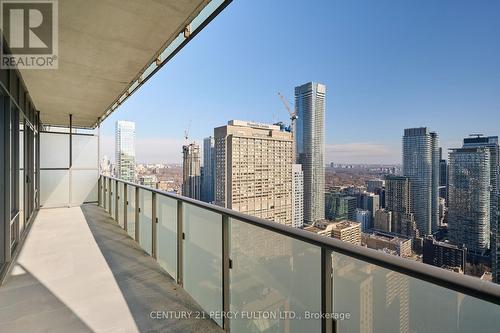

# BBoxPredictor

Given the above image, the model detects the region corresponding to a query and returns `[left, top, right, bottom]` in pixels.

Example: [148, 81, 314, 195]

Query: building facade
[292, 164, 304, 228]
[182, 142, 201, 200]
[115, 120, 136, 182]
[202, 136, 215, 203]
[325, 192, 357, 221]
[357, 192, 380, 219]
[366, 179, 384, 193]
[439, 148, 448, 201]
[139, 175, 158, 188]
[356, 209, 372, 231]
[295, 82, 326, 223]
[402, 127, 440, 236]
[462, 136, 500, 283]
[363, 231, 412, 258]
[214, 120, 293, 226]
[385, 175, 415, 233]
[330, 221, 361, 246]
[374, 209, 392, 233]
[448, 147, 490, 256]
[423, 237, 466, 273]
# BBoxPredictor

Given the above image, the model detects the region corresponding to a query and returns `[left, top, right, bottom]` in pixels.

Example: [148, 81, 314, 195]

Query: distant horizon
[101, 125, 496, 165]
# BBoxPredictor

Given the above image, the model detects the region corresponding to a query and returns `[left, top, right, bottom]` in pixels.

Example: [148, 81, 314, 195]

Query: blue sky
[100, 0, 500, 164]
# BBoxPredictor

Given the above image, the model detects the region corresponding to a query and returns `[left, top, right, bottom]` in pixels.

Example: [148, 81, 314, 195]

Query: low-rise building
[363, 231, 412, 258]
[422, 236, 466, 273]
[304, 220, 361, 246]
[139, 175, 158, 188]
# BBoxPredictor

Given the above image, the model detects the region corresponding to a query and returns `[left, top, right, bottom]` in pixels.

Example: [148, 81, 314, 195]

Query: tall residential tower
[295, 82, 326, 224]
[115, 120, 136, 182]
[461, 136, 500, 283]
[202, 136, 215, 203]
[182, 142, 201, 200]
[292, 164, 304, 228]
[448, 147, 490, 255]
[385, 175, 420, 244]
[402, 127, 440, 236]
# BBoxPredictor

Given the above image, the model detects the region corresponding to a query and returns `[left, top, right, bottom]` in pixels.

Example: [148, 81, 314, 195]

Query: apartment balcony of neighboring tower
[0, 1, 500, 333]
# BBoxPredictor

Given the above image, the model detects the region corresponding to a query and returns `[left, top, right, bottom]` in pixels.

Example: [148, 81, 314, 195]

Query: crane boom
[184, 120, 191, 141]
[278, 92, 296, 120]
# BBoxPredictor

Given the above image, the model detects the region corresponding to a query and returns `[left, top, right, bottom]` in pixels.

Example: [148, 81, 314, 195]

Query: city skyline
[97, 0, 500, 164]
[102, 126, 500, 166]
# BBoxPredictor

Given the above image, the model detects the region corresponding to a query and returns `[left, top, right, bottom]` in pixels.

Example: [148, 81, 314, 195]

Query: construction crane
[184, 120, 191, 142]
[278, 92, 297, 161]
[278, 92, 297, 133]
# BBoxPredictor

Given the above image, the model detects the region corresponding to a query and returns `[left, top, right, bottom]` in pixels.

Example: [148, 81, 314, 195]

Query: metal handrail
[100, 175, 500, 306]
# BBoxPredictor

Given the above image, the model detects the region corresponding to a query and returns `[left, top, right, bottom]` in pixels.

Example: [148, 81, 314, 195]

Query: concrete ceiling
[19, 0, 212, 128]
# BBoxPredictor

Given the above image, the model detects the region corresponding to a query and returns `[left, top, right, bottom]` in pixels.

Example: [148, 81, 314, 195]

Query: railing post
[103, 177, 107, 210]
[222, 214, 230, 332]
[135, 186, 140, 242]
[115, 179, 119, 221]
[108, 177, 112, 214]
[98, 175, 102, 206]
[124, 183, 128, 233]
[177, 200, 183, 286]
[152, 192, 157, 259]
[321, 247, 334, 333]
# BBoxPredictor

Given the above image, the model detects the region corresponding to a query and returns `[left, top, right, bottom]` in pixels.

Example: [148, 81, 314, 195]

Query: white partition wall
[40, 126, 98, 208]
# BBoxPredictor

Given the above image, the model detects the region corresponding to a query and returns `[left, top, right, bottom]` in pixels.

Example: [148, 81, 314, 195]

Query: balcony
[0, 203, 222, 332]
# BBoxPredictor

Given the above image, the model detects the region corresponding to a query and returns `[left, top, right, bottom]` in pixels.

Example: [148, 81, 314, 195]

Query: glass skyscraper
[295, 82, 326, 224]
[448, 147, 491, 255]
[115, 120, 136, 182]
[402, 127, 440, 236]
[182, 142, 201, 200]
[202, 137, 215, 203]
[461, 136, 499, 282]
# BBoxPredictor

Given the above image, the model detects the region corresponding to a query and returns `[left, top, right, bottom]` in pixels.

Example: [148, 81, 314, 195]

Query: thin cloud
[326, 142, 400, 164]
[102, 136, 401, 165]
[101, 136, 201, 164]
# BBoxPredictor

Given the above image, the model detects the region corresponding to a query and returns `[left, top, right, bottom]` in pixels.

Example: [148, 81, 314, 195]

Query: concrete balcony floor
[0, 204, 222, 333]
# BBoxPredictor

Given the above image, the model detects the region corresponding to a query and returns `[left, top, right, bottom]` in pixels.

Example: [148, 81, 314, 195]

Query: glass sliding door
[1, 95, 10, 268]
[24, 118, 36, 225]
[0, 60, 40, 275]
[10, 105, 20, 250]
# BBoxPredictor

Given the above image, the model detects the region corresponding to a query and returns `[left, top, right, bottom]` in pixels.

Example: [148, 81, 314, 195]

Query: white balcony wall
[40, 131, 98, 207]
[40, 132, 70, 168]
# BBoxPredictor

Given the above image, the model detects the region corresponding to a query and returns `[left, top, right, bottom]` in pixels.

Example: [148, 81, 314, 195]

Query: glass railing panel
[138, 189, 152, 255]
[99, 177, 104, 207]
[229, 218, 322, 333]
[19, 168, 24, 225]
[103, 178, 108, 210]
[183, 203, 222, 326]
[126, 185, 135, 238]
[117, 181, 124, 228]
[110, 179, 116, 220]
[107, 179, 112, 214]
[156, 195, 177, 279]
[331, 252, 500, 332]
